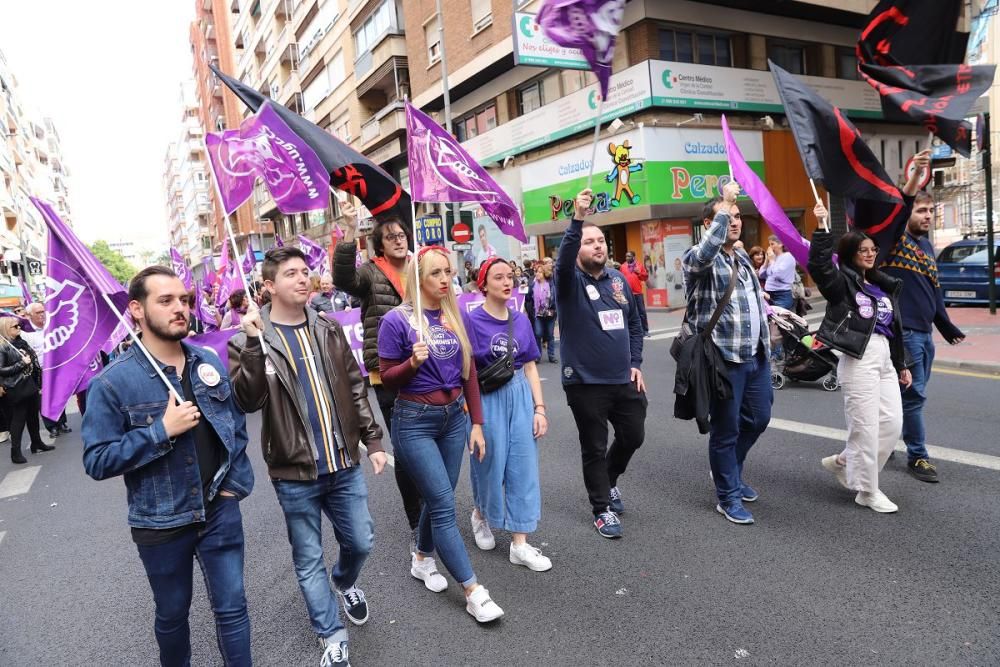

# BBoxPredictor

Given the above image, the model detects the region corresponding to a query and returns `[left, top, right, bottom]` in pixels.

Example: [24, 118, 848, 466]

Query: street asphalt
[1, 332, 998, 666]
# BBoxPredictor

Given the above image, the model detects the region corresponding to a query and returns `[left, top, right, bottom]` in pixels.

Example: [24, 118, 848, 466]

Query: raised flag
[30, 198, 129, 421]
[18, 277, 31, 304]
[274, 233, 284, 248]
[218, 238, 231, 271]
[770, 61, 902, 204]
[210, 65, 410, 223]
[298, 234, 328, 273]
[194, 288, 219, 332]
[857, 0, 996, 157]
[169, 248, 193, 291]
[241, 245, 257, 274]
[536, 0, 624, 100]
[205, 101, 331, 215]
[405, 103, 526, 243]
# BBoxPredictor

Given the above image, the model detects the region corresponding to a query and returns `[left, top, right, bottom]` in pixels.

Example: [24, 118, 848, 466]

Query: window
[299, 0, 340, 59]
[456, 103, 496, 141]
[767, 40, 806, 75]
[471, 0, 492, 31]
[301, 50, 345, 111]
[836, 46, 859, 80]
[518, 80, 543, 115]
[355, 0, 396, 55]
[333, 115, 351, 143]
[659, 28, 731, 66]
[425, 15, 441, 64]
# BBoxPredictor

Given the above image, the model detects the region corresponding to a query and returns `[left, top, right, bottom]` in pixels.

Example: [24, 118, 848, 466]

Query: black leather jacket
[807, 231, 909, 373]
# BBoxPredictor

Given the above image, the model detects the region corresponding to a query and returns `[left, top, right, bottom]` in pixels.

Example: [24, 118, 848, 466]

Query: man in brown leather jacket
[229, 246, 386, 667]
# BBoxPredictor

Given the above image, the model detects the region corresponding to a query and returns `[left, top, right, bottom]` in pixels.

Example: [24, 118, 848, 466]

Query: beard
[146, 314, 189, 342]
[579, 254, 607, 274]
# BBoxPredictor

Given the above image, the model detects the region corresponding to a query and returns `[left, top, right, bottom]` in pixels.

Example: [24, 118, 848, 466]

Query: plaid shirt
[682, 211, 770, 363]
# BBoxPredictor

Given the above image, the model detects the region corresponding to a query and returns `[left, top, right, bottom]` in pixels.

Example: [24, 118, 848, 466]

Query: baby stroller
[768, 306, 839, 392]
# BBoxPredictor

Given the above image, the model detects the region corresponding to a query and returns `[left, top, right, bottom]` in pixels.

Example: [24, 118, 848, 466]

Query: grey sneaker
[470, 510, 495, 550]
[320, 639, 349, 667]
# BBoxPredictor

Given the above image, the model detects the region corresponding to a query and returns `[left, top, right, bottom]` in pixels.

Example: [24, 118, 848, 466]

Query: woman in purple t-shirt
[462, 258, 551, 573]
[377, 246, 503, 624]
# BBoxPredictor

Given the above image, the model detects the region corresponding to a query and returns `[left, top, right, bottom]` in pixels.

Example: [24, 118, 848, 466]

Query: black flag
[770, 61, 902, 204]
[210, 64, 410, 222]
[857, 0, 996, 157]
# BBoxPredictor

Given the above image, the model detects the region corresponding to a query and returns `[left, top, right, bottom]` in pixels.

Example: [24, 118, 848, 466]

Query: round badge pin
[197, 363, 221, 387]
[586, 285, 600, 300]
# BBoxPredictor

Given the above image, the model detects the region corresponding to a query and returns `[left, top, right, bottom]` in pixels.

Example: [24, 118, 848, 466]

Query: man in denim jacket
[83, 266, 254, 667]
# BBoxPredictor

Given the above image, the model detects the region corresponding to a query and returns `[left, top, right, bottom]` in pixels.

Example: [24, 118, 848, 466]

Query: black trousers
[565, 382, 648, 516]
[9, 393, 45, 455]
[373, 383, 424, 531]
[42, 409, 67, 432]
[634, 293, 649, 334]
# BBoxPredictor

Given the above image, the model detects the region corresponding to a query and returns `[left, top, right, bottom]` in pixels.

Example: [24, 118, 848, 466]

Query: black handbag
[670, 260, 738, 361]
[477, 310, 516, 394]
[5, 371, 39, 403]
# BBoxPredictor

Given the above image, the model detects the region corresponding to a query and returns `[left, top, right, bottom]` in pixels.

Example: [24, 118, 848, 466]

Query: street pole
[435, 0, 462, 265]
[983, 111, 996, 315]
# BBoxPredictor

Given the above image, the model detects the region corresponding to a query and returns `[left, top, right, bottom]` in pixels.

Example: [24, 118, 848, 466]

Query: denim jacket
[82, 341, 254, 529]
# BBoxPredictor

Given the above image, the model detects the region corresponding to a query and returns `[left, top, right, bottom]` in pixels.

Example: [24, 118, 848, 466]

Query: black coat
[807, 231, 909, 373]
[673, 331, 732, 434]
[333, 241, 403, 372]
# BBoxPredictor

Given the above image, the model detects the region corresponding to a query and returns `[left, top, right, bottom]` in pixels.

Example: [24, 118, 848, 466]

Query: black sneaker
[608, 486, 625, 514]
[908, 458, 939, 483]
[47, 429, 59, 439]
[594, 510, 622, 538]
[337, 586, 369, 625]
[320, 638, 349, 667]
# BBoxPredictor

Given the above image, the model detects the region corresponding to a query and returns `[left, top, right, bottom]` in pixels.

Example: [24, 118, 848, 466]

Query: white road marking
[0, 466, 42, 499]
[647, 313, 826, 342]
[768, 418, 1000, 472]
[0, 531, 5, 546]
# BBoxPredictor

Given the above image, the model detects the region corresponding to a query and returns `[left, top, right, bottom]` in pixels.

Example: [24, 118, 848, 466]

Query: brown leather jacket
[228, 305, 383, 481]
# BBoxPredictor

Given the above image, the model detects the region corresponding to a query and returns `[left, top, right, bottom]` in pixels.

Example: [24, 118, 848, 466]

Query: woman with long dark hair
[531, 262, 557, 363]
[377, 246, 504, 623]
[0, 316, 52, 464]
[808, 205, 912, 513]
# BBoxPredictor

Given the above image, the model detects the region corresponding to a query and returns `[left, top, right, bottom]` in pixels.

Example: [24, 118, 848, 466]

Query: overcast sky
[2, 1, 195, 251]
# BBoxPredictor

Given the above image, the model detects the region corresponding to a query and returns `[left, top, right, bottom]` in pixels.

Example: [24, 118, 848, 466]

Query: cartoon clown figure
[606, 140, 642, 207]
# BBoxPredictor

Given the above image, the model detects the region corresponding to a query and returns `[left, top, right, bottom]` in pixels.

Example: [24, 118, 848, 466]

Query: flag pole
[586, 94, 607, 193]
[100, 293, 184, 405]
[809, 178, 830, 233]
[410, 197, 424, 343]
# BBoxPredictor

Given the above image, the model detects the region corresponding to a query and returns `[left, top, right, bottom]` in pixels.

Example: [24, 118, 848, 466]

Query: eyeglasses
[857, 247, 879, 255]
[383, 232, 407, 242]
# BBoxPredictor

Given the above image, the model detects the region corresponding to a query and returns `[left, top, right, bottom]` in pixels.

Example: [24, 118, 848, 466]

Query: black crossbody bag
[477, 309, 516, 394]
[670, 261, 738, 361]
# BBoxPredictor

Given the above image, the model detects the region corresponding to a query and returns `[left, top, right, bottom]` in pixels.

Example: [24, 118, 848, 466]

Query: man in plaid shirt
[682, 182, 772, 525]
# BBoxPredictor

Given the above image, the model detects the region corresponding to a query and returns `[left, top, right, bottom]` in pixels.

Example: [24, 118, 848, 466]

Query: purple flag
[18, 278, 31, 304]
[205, 101, 331, 215]
[405, 103, 526, 243]
[274, 234, 284, 248]
[298, 235, 328, 273]
[537, 0, 624, 99]
[194, 288, 219, 332]
[30, 198, 129, 421]
[170, 248, 193, 291]
[241, 245, 256, 274]
[188, 329, 238, 365]
[721, 115, 835, 271]
[216, 262, 242, 308]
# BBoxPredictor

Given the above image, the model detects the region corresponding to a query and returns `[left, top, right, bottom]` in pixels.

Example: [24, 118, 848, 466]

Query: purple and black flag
[537, 0, 625, 100]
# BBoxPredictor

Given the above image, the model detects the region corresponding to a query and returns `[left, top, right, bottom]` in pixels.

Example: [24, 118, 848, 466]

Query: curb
[933, 358, 1000, 375]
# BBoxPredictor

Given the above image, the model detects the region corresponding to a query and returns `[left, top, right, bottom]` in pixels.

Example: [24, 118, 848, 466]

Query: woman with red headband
[463, 257, 551, 572]
[377, 246, 504, 623]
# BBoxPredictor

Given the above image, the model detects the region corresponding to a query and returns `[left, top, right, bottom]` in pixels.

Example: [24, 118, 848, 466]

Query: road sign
[905, 154, 932, 190]
[27, 259, 42, 276]
[452, 243, 472, 252]
[452, 223, 472, 243]
[415, 215, 445, 246]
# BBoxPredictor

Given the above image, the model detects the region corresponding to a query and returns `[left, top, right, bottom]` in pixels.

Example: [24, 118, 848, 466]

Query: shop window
[767, 40, 806, 75]
[518, 80, 543, 115]
[659, 28, 731, 66]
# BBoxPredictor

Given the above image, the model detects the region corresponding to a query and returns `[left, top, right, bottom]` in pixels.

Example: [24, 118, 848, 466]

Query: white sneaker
[470, 510, 495, 550]
[465, 585, 504, 623]
[509, 542, 552, 572]
[855, 490, 898, 513]
[319, 638, 349, 667]
[821, 455, 850, 489]
[0, 431, 8, 443]
[410, 554, 448, 592]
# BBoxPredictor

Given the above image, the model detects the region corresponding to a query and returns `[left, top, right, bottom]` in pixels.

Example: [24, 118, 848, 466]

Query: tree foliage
[88, 240, 137, 285]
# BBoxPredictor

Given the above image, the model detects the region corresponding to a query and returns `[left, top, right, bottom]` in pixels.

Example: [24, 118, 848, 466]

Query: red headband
[417, 245, 449, 261]
[476, 257, 509, 293]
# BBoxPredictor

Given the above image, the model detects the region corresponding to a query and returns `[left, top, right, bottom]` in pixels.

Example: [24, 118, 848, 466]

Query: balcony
[354, 34, 407, 95]
[359, 102, 405, 153]
[280, 41, 299, 68]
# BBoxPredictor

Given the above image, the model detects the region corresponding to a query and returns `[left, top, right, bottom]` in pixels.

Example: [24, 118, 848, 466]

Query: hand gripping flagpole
[809, 179, 830, 233]
[100, 293, 184, 405]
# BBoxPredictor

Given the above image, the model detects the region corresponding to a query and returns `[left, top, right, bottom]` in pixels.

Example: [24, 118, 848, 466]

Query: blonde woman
[0, 316, 50, 463]
[377, 246, 503, 623]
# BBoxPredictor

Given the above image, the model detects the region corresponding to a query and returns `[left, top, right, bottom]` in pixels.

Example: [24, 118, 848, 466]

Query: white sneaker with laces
[410, 554, 448, 592]
[821, 455, 850, 489]
[319, 639, 349, 667]
[470, 510, 495, 550]
[465, 585, 504, 623]
[855, 490, 898, 513]
[509, 542, 552, 572]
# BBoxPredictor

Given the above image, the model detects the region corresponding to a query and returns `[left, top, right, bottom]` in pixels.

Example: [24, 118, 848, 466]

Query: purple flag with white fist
[30, 198, 129, 421]
[205, 101, 331, 215]
[298, 235, 328, 273]
[405, 103, 526, 243]
[536, 0, 625, 100]
[170, 247, 193, 291]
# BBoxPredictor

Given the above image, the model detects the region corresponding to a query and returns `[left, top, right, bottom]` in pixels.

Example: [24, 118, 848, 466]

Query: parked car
[937, 238, 1000, 306]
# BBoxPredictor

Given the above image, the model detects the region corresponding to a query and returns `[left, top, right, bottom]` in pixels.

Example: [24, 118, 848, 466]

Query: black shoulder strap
[703, 259, 739, 337]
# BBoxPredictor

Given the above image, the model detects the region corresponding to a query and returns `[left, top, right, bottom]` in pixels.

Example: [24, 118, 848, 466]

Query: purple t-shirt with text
[378, 306, 465, 394]
[462, 305, 540, 371]
[857, 284, 894, 338]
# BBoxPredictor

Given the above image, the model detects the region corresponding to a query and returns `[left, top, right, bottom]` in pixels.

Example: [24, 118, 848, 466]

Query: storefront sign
[512, 12, 589, 69]
[519, 127, 765, 225]
[415, 215, 445, 246]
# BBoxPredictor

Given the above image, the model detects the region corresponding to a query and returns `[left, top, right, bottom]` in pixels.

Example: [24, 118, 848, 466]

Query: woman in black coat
[0, 316, 52, 464]
[807, 204, 911, 514]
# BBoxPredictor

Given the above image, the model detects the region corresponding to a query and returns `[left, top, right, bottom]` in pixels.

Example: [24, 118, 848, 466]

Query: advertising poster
[641, 220, 692, 308]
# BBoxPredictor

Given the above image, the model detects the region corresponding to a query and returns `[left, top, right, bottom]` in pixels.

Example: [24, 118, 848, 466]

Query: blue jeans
[534, 316, 557, 361]
[471, 371, 541, 533]
[392, 397, 476, 587]
[136, 497, 251, 667]
[708, 349, 773, 504]
[272, 466, 374, 642]
[901, 329, 934, 462]
[769, 289, 793, 310]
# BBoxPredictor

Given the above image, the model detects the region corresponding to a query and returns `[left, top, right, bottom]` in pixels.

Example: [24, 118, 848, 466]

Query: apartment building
[402, 0, 971, 308]
[1, 48, 73, 304]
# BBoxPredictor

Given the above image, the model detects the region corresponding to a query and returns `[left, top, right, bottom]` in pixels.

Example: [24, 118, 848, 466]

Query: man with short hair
[683, 183, 772, 525]
[555, 189, 646, 539]
[230, 247, 385, 667]
[22, 302, 70, 437]
[333, 202, 423, 548]
[621, 250, 650, 335]
[83, 266, 255, 666]
[760, 235, 796, 310]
